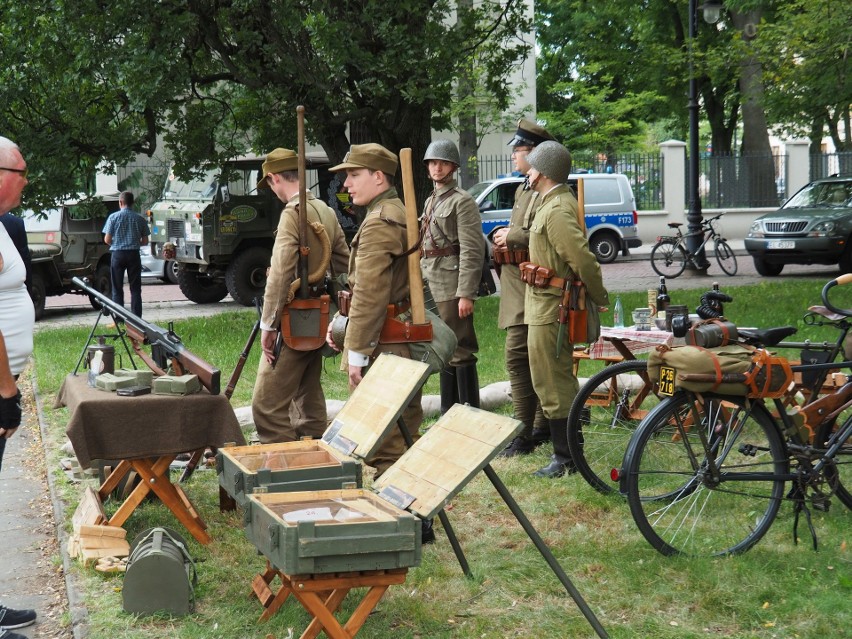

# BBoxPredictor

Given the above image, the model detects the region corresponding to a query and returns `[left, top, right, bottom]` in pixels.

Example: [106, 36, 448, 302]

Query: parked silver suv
[468, 173, 642, 263]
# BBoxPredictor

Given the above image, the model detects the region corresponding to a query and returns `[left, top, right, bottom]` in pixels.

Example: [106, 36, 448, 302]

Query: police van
[468, 173, 642, 263]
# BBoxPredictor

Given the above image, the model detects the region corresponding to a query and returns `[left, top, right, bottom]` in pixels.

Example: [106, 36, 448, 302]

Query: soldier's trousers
[505, 323, 548, 436]
[364, 342, 424, 477]
[436, 299, 478, 367]
[252, 344, 327, 443]
[527, 322, 579, 420]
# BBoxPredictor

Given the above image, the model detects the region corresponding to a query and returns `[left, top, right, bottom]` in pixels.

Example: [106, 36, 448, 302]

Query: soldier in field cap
[251, 147, 350, 444]
[325, 143, 425, 478]
[492, 118, 557, 458]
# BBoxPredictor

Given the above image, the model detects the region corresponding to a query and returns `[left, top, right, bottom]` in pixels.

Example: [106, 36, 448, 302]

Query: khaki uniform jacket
[525, 184, 609, 325]
[497, 184, 539, 329]
[261, 193, 350, 329]
[346, 188, 410, 358]
[420, 179, 485, 303]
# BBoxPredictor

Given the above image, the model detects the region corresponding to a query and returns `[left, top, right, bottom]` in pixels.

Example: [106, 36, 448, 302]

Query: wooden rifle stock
[399, 148, 426, 324]
[793, 379, 852, 432]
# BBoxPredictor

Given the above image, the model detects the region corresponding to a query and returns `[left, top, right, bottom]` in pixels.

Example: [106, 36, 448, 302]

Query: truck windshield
[163, 169, 219, 200]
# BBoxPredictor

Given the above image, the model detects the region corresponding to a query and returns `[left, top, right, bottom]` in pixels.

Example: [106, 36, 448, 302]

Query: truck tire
[162, 260, 179, 285]
[89, 263, 113, 309]
[589, 230, 619, 264]
[178, 269, 229, 304]
[226, 246, 272, 306]
[31, 272, 46, 321]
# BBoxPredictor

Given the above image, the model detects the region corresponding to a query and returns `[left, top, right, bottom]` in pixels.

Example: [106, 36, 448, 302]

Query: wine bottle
[656, 276, 670, 319]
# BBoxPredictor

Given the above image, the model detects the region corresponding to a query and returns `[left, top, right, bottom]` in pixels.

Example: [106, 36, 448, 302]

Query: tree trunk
[732, 9, 776, 207]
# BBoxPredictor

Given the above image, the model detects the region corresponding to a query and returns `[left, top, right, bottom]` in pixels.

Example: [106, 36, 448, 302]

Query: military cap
[508, 118, 555, 148]
[329, 143, 398, 177]
[257, 148, 298, 190]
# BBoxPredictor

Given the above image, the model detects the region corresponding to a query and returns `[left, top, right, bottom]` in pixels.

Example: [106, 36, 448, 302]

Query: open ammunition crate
[217, 354, 430, 505]
[245, 404, 522, 574]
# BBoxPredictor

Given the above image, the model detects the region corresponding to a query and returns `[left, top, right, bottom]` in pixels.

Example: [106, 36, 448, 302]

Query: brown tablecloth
[56, 374, 246, 469]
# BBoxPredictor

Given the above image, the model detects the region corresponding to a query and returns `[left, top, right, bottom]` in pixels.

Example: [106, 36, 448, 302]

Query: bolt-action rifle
[72, 276, 221, 395]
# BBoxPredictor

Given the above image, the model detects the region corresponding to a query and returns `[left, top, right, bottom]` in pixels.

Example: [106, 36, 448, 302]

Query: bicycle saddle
[738, 326, 798, 347]
[667, 222, 683, 229]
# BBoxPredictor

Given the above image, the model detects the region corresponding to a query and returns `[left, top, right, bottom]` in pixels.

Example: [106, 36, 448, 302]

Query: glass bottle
[656, 276, 670, 319]
[613, 295, 624, 328]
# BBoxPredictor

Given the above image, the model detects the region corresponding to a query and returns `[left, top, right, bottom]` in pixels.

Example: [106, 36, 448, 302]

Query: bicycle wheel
[568, 360, 664, 494]
[622, 392, 786, 556]
[714, 239, 738, 276]
[650, 239, 687, 279]
[814, 416, 852, 510]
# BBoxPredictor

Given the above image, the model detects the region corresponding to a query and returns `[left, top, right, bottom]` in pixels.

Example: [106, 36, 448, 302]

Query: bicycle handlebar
[821, 274, 852, 318]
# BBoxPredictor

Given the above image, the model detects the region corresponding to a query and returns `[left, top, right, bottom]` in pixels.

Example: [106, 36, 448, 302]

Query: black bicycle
[619, 275, 852, 556]
[650, 213, 737, 279]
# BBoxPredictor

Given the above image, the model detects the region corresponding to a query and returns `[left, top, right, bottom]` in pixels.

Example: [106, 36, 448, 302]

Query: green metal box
[152, 374, 201, 396]
[115, 368, 154, 386]
[217, 354, 430, 505]
[244, 404, 522, 574]
[94, 373, 136, 391]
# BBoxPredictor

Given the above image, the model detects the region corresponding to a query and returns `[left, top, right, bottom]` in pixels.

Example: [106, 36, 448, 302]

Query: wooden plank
[332, 354, 429, 459]
[373, 405, 522, 519]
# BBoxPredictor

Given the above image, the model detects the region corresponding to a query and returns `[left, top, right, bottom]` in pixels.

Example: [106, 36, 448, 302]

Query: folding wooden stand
[252, 561, 407, 639]
[98, 456, 211, 545]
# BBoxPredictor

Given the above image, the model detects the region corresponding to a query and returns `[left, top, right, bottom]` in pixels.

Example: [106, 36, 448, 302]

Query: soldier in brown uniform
[252, 148, 350, 443]
[420, 140, 486, 411]
[325, 144, 424, 476]
[523, 141, 609, 478]
[492, 119, 555, 456]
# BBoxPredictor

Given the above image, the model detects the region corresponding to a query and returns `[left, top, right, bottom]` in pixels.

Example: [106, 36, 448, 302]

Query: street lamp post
[685, 0, 722, 273]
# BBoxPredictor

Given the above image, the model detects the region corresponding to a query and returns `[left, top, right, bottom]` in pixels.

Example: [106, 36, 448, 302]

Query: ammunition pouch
[337, 290, 352, 317]
[280, 295, 332, 352]
[519, 262, 556, 288]
[493, 246, 529, 265]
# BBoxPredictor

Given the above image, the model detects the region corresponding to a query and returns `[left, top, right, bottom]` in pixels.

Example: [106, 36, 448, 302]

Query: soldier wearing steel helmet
[420, 140, 486, 411]
[523, 140, 609, 478]
[493, 119, 555, 457]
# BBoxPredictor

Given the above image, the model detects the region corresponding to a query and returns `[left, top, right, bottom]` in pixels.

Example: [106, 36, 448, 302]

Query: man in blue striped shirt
[102, 191, 150, 317]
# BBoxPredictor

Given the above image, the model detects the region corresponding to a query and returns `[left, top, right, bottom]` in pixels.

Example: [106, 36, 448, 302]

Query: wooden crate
[218, 354, 430, 505]
[245, 404, 522, 574]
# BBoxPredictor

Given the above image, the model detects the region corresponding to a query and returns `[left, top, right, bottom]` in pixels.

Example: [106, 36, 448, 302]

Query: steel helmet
[526, 141, 572, 184]
[423, 140, 461, 166]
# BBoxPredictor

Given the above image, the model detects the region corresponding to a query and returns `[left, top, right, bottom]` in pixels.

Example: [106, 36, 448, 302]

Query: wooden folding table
[56, 374, 246, 544]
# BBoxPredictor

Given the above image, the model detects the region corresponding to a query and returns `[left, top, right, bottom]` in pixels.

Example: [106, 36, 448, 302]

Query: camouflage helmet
[526, 141, 572, 184]
[423, 140, 460, 166]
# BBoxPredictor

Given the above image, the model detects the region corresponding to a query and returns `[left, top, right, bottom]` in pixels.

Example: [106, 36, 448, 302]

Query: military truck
[148, 153, 355, 306]
[24, 193, 122, 320]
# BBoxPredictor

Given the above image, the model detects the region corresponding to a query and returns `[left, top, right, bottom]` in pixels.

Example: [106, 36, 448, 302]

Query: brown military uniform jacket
[420, 179, 485, 303]
[261, 192, 350, 329]
[497, 183, 539, 329]
[346, 188, 410, 358]
[526, 184, 609, 325]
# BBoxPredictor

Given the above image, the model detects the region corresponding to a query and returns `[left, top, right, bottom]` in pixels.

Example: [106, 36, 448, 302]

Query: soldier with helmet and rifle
[493, 119, 556, 457]
[419, 140, 486, 412]
[252, 142, 350, 443]
[521, 141, 609, 479]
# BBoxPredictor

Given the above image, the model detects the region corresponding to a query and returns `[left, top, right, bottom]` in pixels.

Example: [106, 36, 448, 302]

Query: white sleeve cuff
[259, 320, 275, 332]
[347, 351, 371, 367]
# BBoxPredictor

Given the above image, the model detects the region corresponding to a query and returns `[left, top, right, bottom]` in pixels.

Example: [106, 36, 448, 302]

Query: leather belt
[420, 246, 460, 258]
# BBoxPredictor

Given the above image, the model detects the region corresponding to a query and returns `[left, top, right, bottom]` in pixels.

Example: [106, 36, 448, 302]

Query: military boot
[439, 368, 459, 414]
[529, 404, 551, 446]
[456, 364, 480, 408]
[533, 418, 577, 478]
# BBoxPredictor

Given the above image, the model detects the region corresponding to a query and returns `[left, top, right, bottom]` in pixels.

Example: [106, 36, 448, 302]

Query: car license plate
[659, 365, 676, 396]
[767, 240, 795, 249]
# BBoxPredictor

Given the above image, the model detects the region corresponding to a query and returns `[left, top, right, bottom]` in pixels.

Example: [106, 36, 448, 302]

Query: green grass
[31, 285, 852, 639]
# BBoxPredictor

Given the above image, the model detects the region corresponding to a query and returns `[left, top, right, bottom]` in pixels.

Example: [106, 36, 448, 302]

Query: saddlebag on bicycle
[648, 344, 794, 398]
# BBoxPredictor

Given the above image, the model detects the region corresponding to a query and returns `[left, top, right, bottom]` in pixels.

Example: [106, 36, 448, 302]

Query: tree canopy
[0, 0, 531, 208]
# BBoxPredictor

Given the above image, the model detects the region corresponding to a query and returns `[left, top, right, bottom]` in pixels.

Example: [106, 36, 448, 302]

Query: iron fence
[472, 151, 663, 210]
[695, 151, 787, 208]
[811, 151, 852, 181]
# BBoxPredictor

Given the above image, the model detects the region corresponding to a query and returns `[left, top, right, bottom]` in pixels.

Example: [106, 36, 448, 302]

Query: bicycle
[618, 275, 852, 556]
[650, 213, 737, 279]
